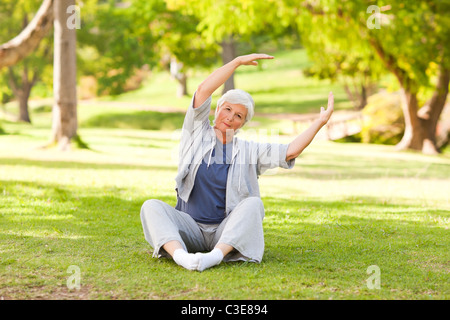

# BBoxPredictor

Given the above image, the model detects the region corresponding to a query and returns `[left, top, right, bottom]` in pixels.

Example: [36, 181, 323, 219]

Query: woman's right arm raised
[193, 53, 274, 109]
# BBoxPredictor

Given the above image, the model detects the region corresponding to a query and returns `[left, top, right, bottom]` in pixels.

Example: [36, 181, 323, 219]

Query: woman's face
[214, 102, 248, 134]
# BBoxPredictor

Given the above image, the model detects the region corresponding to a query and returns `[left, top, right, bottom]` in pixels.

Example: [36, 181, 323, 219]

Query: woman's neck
[214, 127, 234, 144]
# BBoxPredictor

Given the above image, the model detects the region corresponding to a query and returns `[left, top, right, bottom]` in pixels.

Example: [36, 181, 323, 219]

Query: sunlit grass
[0, 123, 449, 299]
[0, 48, 449, 300]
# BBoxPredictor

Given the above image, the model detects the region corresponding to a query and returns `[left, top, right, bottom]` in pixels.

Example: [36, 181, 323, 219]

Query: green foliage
[298, 8, 385, 108]
[77, 0, 221, 96]
[105, 48, 352, 114]
[361, 92, 404, 145]
[77, 0, 158, 95]
[297, 2, 384, 78]
[167, 0, 297, 44]
[290, 0, 450, 100]
[133, 0, 219, 73]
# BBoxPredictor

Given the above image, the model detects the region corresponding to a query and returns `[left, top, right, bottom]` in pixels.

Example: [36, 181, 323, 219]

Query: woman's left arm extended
[286, 92, 334, 161]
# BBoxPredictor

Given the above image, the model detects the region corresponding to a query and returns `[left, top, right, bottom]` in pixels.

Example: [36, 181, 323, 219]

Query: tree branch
[368, 37, 415, 92]
[0, 0, 54, 69]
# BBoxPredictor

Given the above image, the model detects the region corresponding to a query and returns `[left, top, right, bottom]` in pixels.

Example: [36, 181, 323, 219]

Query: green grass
[0, 48, 449, 300]
[0, 123, 449, 299]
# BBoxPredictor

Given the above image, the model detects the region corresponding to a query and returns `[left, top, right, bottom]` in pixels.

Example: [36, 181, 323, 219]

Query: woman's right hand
[194, 54, 273, 109]
[236, 53, 274, 66]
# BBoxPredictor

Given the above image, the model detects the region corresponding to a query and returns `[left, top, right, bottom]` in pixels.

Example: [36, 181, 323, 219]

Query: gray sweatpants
[140, 197, 265, 263]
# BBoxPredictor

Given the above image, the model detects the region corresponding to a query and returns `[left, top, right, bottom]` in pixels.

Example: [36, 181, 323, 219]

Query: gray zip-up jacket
[175, 93, 295, 215]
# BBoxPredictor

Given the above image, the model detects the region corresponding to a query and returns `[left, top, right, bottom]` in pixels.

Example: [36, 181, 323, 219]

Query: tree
[0, 0, 53, 69]
[293, 0, 450, 154]
[133, 0, 219, 97]
[77, 0, 158, 96]
[0, 0, 53, 123]
[166, 0, 294, 94]
[50, 0, 77, 150]
[297, 10, 385, 110]
[0, 0, 78, 150]
[365, 1, 449, 154]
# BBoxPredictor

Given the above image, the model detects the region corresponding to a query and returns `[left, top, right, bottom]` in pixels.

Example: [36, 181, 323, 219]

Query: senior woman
[140, 53, 334, 271]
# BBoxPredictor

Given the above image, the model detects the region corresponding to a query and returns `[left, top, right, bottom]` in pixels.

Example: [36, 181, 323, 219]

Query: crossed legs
[140, 197, 265, 271]
[163, 240, 233, 271]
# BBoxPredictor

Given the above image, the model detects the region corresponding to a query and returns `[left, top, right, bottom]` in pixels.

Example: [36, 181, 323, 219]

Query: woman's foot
[195, 248, 224, 272]
[173, 248, 200, 271]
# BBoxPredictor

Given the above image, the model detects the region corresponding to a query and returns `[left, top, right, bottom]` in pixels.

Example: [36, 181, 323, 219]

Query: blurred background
[0, 0, 449, 153]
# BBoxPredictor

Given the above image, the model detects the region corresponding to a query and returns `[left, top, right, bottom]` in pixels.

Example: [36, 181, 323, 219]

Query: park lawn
[0, 120, 449, 300]
[0, 47, 449, 300]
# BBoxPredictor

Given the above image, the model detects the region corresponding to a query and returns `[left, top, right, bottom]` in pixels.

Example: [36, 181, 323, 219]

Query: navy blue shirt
[176, 140, 233, 224]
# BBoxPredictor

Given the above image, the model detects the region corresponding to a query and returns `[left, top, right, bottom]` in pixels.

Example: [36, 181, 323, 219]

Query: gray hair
[215, 89, 255, 124]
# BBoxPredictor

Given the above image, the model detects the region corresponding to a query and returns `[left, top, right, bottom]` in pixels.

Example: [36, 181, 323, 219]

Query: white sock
[196, 248, 224, 272]
[172, 249, 200, 271]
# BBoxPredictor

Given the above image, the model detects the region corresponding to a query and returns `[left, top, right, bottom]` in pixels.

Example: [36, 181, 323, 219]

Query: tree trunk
[170, 57, 188, 97]
[51, 0, 77, 151]
[8, 66, 32, 123]
[369, 37, 446, 154]
[343, 82, 370, 110]
[359, 85, 367, 110]
[417, 65, 450, 154]
[0, 0, 54, 69]
[176, 73, 188, 97]
[397, 65, 449, 154]
[7, 36, 40, 124]
[18, 87, 32, 123]
[221, 37, 236, 94]
[395, 89, 426, 152]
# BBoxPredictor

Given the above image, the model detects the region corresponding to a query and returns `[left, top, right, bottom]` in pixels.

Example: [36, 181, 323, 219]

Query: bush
[361, 91, 404, 145]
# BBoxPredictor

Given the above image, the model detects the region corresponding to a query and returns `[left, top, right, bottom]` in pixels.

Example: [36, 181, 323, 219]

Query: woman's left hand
[236, 53, 274, 66]
[319, 92, 334, 126]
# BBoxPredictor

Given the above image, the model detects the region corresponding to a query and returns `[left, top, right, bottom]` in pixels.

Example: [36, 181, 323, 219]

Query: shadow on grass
[261, 195, 449, 265]
[2, 152, 448, 181]
[0, 178, 177, 298]
[0, 157, 177, 172]
[277, 154, 450, 180]
[82, 110, 186, 131]
[1, 179, 448, 299]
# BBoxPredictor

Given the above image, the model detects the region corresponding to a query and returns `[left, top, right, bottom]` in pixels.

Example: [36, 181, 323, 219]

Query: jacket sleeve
[255, 142, 295, 175]
[178, 92, 212, 163]
[182, 92, 212, 134]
